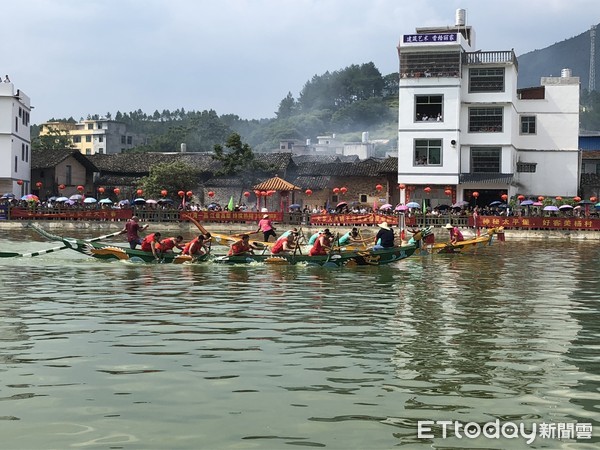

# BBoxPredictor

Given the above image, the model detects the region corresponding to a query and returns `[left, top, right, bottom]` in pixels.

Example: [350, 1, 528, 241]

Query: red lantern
[333, 187, 340, 194]
[501, 194, 508, 201]
[472, 191, 479, 198]
[254, 190, 262, 197]
[36, 181, 43, 189]
[113, 188, 120, 195]
[186, 190, 193, 197]
[555, 196, 562, 201]
[136, 189, 143, 196]
[243, 191, 250, 198]
[17, 179, 23, 186]
[160, 189, 167, 197]
[517, 194, 525, 201]
[574, 196, 581, 202]
[267, 190, 274, 197]
[207, 191, 214, 198]
[178, 190, 185, 198]
[591, 196, 598, 203]
[261, 191, 268, 197]
[340, 187, 347, 194]
[77, 185, 84, 192]
[538, 196, 544, 202]
[59, 184, 66, 190]
[398, 184, 406, 190]
[305, 189, 312, 196]
[424, 186, 431, 194]
[444, 189, 452, 196]
[98, 186, 105, 194]
[375, 184, 383, 192]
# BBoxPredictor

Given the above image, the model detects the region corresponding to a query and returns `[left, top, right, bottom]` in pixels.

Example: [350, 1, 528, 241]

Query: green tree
[212, 133, 273, 203]
[31, 125, 75, 151]
[276, 92, 296, 119]
[138, 161, 200, 199]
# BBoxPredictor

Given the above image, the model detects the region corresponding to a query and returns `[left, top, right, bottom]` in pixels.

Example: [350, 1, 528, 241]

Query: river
[0, 230, 598, 449]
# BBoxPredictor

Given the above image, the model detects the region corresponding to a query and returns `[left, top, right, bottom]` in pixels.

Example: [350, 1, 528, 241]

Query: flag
[227, 195, 234, 211]
[422, 198, 426, 214]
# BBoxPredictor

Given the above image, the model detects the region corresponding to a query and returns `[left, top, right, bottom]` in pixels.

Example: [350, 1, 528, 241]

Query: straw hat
[378, 221, 391, 230]
[445, 223, 454, 229]
[263, 214, 269, 219]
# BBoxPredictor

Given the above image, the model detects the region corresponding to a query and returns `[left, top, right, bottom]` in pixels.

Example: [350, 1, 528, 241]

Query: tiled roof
[88, 152, 221, 174]
[582, 151, 600, 160]
[459, 173, 514, 184]
[290, 175, 332, 190]
[32, 148, 98, 171]
[296, 158, 388, 177]
[255, 153, 296, 172]
[292, 155, 340, 165]
[253, 176, 301, 191]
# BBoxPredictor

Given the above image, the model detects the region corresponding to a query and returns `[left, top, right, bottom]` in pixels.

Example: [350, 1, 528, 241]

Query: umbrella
[2, 193, 15, 199]
[289, 203, 301, 209]
[99, 198, 113, 204]
[207, 202, 220, 210]
[69, 194, 83, 201]
[395, 204, 409, 211]
[48, 196, 58, 201]
[64, 199, 76, 205]
[543, 205, 559, 211]
[158, 198, 173, 204]
[379, 203, 393, 210]
[436, 204, 451, 210]
[118, 199, 130, 206]
[489, 200, 502, 206]
[336, 201, 348, 208]
[145, 199, 158, 204]
[577, 200, 594, 205]
[83, 197, 97, 204]
[532, 201, 543, 206]
[406, 201, 421, 208]
[520, 200, 534, 206]
[595, 202, 600, 210]
[21, 194, 40, 202]
[452, 200, 469, 207]
[558, 204, 573, 210]
[497, 204, 508, 208]
[55, 196, 69, 202]
[133, 198, 146, 204]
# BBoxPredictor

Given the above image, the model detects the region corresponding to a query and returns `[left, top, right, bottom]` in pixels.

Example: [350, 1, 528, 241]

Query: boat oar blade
[0, 252, 22, 258]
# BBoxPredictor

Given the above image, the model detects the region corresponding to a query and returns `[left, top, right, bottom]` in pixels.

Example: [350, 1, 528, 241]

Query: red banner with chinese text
[474, 216, 600, 231]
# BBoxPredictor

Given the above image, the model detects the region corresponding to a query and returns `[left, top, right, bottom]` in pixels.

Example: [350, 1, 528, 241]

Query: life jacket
[141, 233, 158, 252]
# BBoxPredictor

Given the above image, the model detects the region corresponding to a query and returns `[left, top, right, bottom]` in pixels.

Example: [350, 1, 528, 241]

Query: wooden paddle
[0, 229, 124, 258]
[325, 232, 340, 263]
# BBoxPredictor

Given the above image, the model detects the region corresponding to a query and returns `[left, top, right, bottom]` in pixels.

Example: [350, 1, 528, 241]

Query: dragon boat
[414, 226, 503, 255]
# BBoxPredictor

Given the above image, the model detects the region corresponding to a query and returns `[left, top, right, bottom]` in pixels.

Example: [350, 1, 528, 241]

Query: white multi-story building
[39, 118, 140, 155]
[0, 80, 32, 197]
[397, 9, 580, 207]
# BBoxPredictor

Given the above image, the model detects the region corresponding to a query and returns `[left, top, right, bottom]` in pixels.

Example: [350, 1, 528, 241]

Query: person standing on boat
[182, 234, 209, 257]
[228, 234, 257, 256]
[373, 222, 395, 250]
[120, 216, 149, 249]
[309, 229, 332, 256]
[256, 214, 277, 242]
[140, 232, 162, 260]
[445, 223, 464, 244]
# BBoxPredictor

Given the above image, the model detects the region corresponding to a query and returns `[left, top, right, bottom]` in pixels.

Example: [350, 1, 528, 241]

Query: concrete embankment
[1, 220, 599, 241]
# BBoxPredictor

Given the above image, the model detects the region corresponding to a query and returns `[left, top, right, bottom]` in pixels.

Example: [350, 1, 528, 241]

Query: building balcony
[462, 51, 518, 70]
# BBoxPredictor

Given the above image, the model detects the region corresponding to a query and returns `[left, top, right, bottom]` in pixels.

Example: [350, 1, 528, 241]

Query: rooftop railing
[462, 50, 518, 70]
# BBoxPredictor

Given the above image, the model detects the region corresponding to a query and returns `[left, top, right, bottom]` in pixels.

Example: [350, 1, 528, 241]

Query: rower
[140, 232, 162, 260]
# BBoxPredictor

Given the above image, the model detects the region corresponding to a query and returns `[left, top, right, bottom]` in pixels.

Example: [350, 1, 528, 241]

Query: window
[14, 156, 17, 172]
[98, 148, 104, 154]
[25, 145, 28, 162]
[469, 67, 505, 92]
[520, 116, 536, 134]
[88, 123, 93, 130]
[331, 195, 339, 203]
[517, 162, 537, 173]
[414, 139, 442, 166]
[86, 135, 92, 142]
[415, 95, 443, 122]
[127, 136, 132, 145]
[21, 143, 25, 160]
[99, 136, 104, 143]
[66, 165, 72, 185]
[359, 194, 368, 203]
[121, 136, 126, 144]
[400, 50, 461, 78]
[86, 148, 91, 155]
[469, 107, 503, 132]
[471, 147, 501, 172]
[15, 117, 18, 132]
[73, 136, 81, 143]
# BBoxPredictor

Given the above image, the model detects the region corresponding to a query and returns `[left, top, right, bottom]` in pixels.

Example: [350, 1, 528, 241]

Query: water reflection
[0, 235, 598, 448]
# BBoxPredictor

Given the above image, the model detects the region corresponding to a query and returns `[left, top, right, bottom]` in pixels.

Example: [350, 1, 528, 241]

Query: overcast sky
[2, 0, 599, 124]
